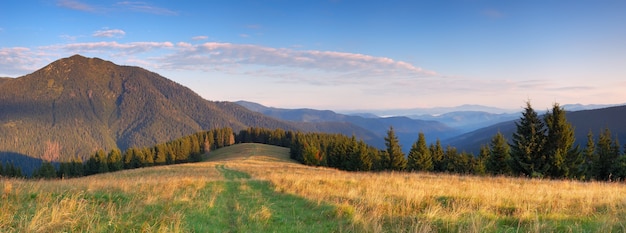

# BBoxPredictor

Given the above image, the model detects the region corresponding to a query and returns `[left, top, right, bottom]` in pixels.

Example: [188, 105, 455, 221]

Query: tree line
[27, 128, 235, 179]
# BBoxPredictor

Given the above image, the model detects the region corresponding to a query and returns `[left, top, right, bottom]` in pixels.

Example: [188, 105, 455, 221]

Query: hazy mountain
[444, 105, 626, 153]
[236, 100, 458, 150]
[409, 111, 520, 133]
[341, 104, 516, 117]
[0, 55, 375, 163]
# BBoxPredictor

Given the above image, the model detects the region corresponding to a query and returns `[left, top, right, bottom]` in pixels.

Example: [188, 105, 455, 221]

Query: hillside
[236, 100, 457, 150]
[445, 105, 626, 153]
[0, 55, 303, 162]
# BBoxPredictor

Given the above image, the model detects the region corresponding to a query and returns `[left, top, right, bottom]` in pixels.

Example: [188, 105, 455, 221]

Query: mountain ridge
[0, 55, 329, 162]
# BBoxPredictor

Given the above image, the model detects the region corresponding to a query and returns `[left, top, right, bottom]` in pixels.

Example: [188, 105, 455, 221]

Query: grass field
[2, 143, 626, 232]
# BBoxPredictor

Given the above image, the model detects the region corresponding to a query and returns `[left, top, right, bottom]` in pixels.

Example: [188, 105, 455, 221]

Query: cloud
[239, 34, 250, 38]
[40, 41, 174, 57]
[115, 1, 177, 15]
[56, 0, 95, 12]
[0, 47, 50, 76]
[158, 42, 437, 79]
[56, 0, 177, 15]
[93, 29, 126, 38]
[192, 36, 208, 41]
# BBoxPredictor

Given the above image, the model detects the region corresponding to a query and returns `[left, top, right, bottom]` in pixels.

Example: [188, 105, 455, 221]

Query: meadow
[2, 143, 626, 232]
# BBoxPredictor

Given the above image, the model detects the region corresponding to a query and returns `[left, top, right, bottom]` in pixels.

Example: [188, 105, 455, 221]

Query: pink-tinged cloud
[56, 0, 95, 12]
[158, 42, 437, 77]
[192, 36, 208, 41]
[42, 41, 174, 54]
[93, 29, 126, 38]
[0, 47, 50, 76]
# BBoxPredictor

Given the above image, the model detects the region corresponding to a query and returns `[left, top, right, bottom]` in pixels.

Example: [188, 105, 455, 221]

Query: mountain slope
[236, 100, 458, 150]
[0, 55, 301, 161]
[445, 105, 626, 153]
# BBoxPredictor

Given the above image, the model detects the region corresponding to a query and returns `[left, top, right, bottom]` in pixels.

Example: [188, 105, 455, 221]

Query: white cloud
[93, 29, 126, 38]
[0, 47, 50, 76]
[192, 36, 208, 41]
[157, 42, 437, 80]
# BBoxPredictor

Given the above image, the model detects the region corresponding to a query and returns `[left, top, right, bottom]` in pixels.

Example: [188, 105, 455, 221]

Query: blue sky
[1, 0, 625, 111]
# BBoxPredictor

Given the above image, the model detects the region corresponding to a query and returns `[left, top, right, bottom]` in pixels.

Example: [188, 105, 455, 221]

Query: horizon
[1, 1, 625, 111]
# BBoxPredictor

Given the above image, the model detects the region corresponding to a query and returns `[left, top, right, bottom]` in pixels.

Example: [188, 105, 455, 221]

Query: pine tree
[582, 131, 597, 180]
[107, 149, 123, 171]
[594, 128, 617, 180]
[543, 103, 582, 179]
[510, 101, 546, 178]
[407, 132, 433, 171]
[487, 132, 512, 175]
[430, 139, 445, 172]
[33, 162, 57, 179]
[384, 126, 406, 170]
[95, 149, 109, 174]
[474, 145, 490, 175]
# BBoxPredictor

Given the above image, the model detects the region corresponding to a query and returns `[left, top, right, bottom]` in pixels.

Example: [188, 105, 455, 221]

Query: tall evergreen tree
[487, 132, 512, 175]
[107, 149, 123, 171]
[384, 126, 406, 170]
[543, 103, 582, 178]
[594, 128, 618, 180]
[430, 139, 445, 172]
[95, 149, 109, 174]
[407, 132, 433, 171]
[582, 131, 597, 180]
[510, 101, 546, 177]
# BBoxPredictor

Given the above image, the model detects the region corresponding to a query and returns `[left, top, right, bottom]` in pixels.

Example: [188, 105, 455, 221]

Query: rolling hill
[445, 105, 626, 153]
[0, 55, 372, 163]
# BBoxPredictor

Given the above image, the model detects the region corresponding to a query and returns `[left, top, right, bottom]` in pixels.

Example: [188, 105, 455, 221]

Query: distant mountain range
[236, 101, 457, 150]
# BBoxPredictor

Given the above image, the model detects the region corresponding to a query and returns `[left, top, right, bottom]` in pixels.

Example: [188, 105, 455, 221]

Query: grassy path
[180, 163, 353, 232]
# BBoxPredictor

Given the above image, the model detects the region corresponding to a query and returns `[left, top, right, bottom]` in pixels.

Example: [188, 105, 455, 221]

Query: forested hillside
[0, 55, 319, 162]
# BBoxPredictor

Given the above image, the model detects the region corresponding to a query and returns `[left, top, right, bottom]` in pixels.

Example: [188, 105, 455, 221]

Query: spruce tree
[582, 131, 597, 180]
[407, 132, 433, 171]
[510, 101, 546, 177]
[430, 139, 445, 172]
[543, 103, 582, 178]
[594, 128, 617, 180]
[487, 132, 512, 175]
[384, 126, 406, 170]
[107, 149, 123, 171]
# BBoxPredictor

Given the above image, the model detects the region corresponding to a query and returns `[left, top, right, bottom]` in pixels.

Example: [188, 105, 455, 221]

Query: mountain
[445, 105, 626, 153]
[0, 55, 374, 164]
[341, 104, 516, 117]
[236, 101, 458, 150]
[409, 111, 520, 133]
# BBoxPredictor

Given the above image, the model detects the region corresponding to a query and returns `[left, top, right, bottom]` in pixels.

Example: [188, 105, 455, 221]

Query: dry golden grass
[0, 162, 223, 232]
[3, 143, 626, 232]
[224, 144, 626, 232]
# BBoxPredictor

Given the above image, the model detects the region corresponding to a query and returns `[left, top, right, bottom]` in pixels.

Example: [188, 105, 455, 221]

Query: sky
[1, 0, 625, 112]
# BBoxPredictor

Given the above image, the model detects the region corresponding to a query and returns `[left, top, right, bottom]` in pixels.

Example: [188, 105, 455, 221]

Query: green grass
[182, 164, 353, 232]
[0, 144, 355, 232]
